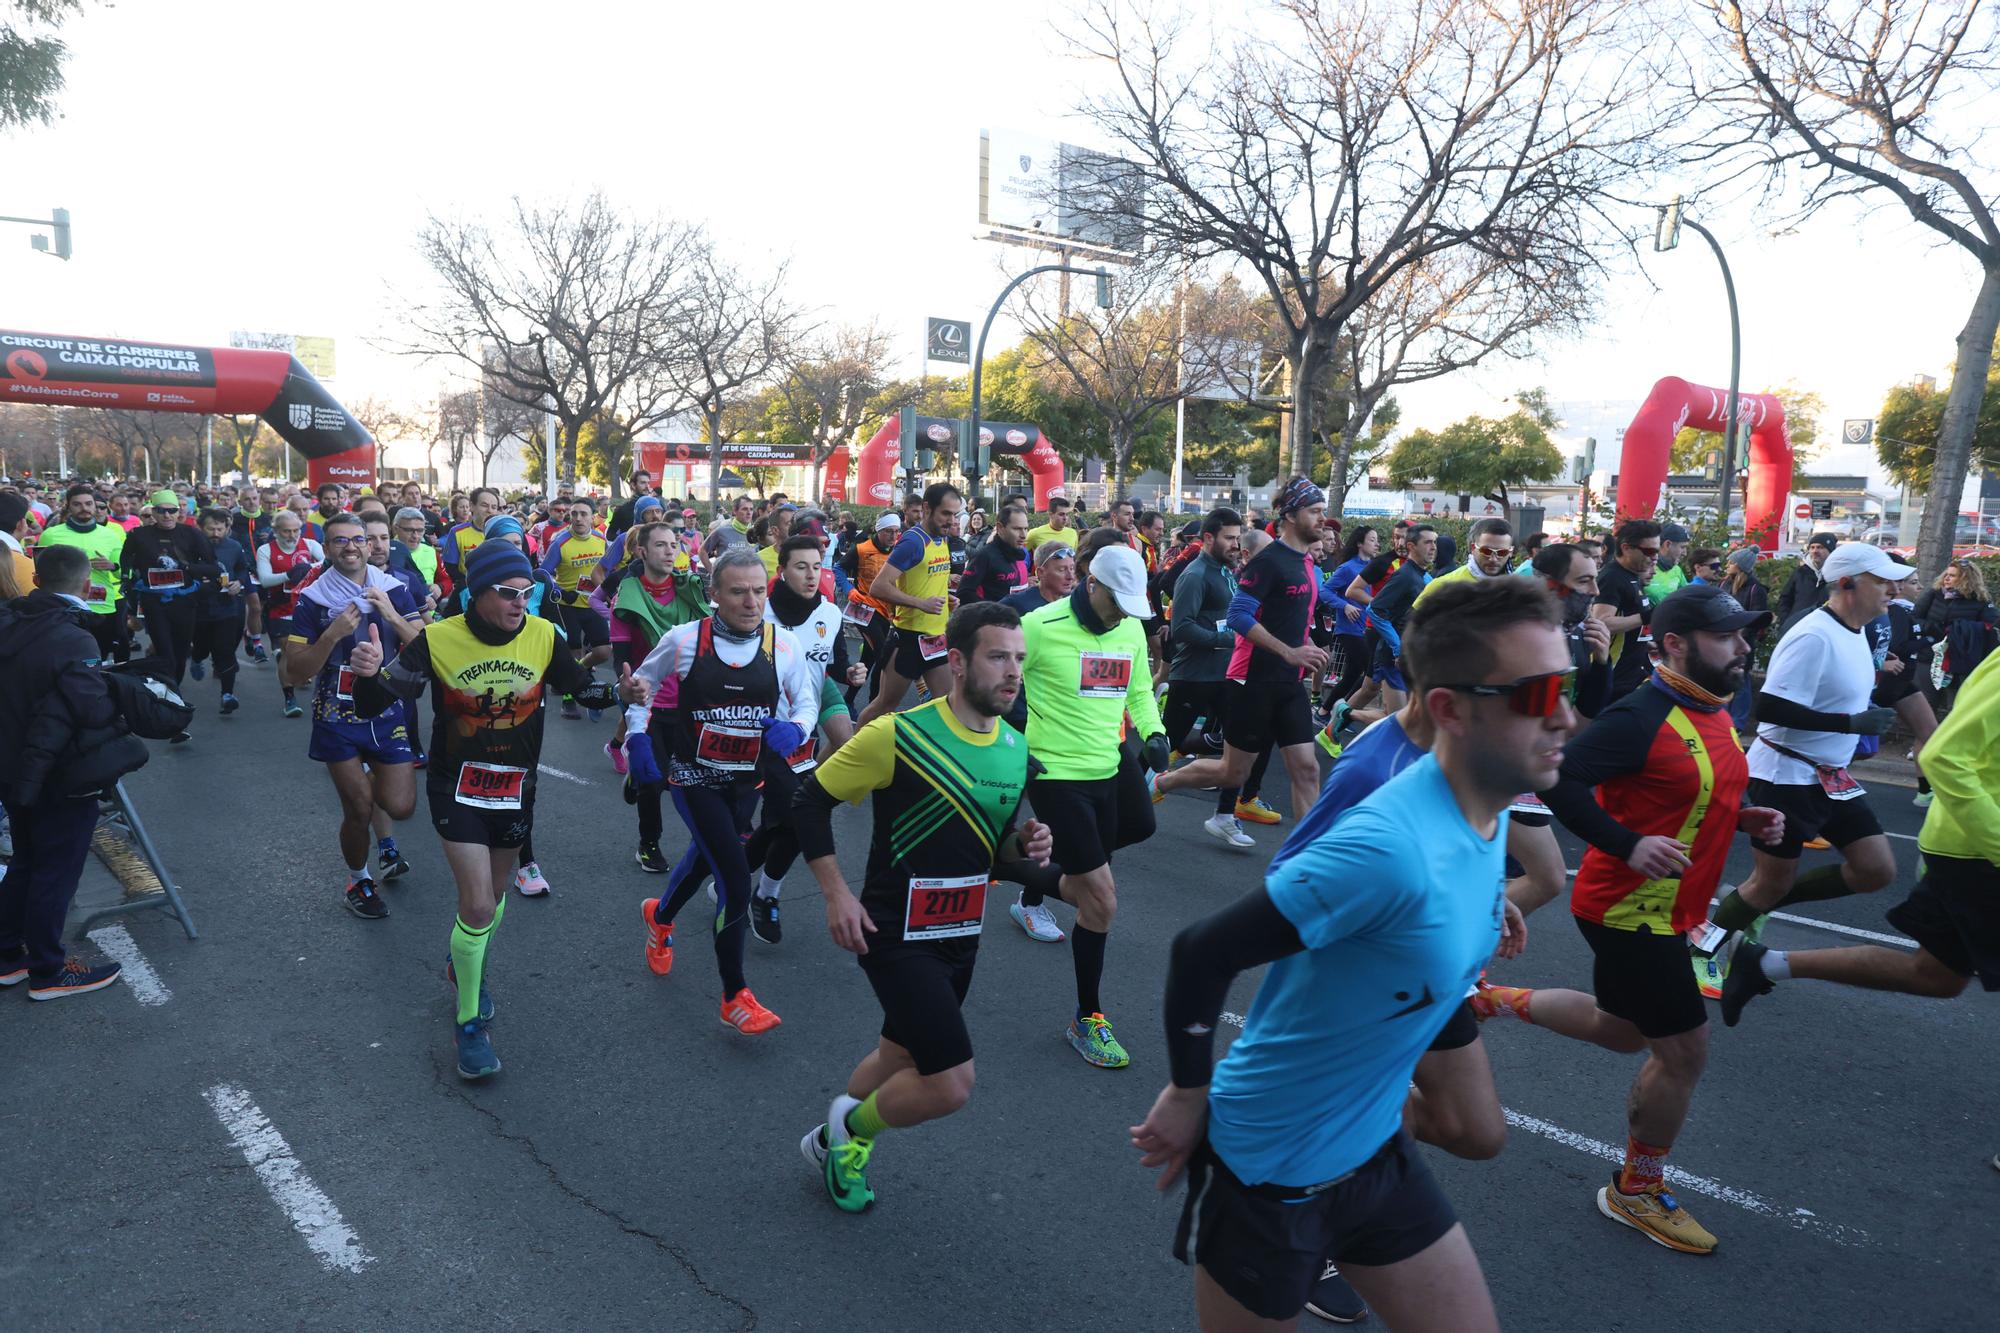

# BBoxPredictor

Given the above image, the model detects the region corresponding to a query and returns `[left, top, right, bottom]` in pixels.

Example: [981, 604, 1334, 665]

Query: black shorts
[889, 626, 950, 679]
[1174, 1132, 1456, 1321]
[1872, 671, 1922, 707]
[1574, 917, 1706, 1039]
[427, 785, 533, 849]
[555, 602, 611, 649]
[857, 936, 978, 1074]
[1745, 777, 1884, 860]
[1223, 679, 1314, 753]
[1885, 854, 2000, 990]
[1029, 758, 1156, 875]
[1428, 997, 1480, 1051]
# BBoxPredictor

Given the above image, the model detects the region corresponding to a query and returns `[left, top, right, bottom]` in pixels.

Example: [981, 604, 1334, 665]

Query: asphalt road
[6, 655, 1997, 1331]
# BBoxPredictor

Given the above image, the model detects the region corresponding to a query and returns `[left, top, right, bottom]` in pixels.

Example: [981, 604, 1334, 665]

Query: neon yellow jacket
[1919, 650, 2000, 866]
[1021, 590, 1164, 781]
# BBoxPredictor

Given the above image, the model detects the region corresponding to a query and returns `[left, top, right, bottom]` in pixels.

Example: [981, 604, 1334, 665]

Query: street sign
[926, 318, 971, 365]
[1842, 418, 1874, 446]
[1794, 502, 1812, 519]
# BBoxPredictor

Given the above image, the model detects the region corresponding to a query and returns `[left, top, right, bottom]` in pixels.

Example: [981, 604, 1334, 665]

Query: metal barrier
[74, 780, 198, 941]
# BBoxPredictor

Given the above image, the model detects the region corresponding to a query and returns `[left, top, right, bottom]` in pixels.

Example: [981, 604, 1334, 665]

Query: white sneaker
[1010, 894, 1065, 943]
[514, 862, 551, 896]
[1203, 814, 1255, 849]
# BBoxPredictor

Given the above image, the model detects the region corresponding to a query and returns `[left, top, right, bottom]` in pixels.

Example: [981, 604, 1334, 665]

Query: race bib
[455, 762, 527, 810]
[86, 581, 109, 603]
[918, 633, 949, 661]
[1817, 766, 1866, 801]
[1508, 791, 1549, 817]
[146, 568, 186, 590]
[842, 601, 876, 626]
[335, 665, 355, 704]
[1078, 650, 1133, 699]
[785, 735, 818, 773]
[696, 721, 762, 771]
[904, 872, 988, 940]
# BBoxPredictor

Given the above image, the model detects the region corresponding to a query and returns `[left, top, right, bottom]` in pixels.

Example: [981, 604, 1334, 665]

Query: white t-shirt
[1750, 605, 1873, 783]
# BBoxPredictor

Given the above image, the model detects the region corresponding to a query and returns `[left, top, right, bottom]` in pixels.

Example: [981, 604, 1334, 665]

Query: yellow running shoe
[1235, 797, 1281, 825]
[1596, 1176, 1717, 1254]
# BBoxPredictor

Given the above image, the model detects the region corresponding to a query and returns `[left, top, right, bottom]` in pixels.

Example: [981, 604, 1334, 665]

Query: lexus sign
[927, 317, 971, 365]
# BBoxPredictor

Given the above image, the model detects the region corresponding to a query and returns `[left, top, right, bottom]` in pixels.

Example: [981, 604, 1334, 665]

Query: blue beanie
[635, 495, 664, 515]
[483, 514, 525, 541]
[466, 534, 533, 600]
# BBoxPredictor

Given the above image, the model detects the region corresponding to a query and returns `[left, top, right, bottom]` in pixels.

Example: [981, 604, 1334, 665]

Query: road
[5, 655, 1996, 1330]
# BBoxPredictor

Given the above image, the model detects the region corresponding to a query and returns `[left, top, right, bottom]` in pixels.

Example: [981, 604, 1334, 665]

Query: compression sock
[844, 1091, 892, 1140]
[1762, 950, 1791, 980]
[1709, 889, 1762, 934]
[1773, 863, 1859, 909]
[1918, 773, 1931, 795]
[1216, 788, 1241, 817]
[1474, 983, 1536, 1023]
[1072, 927, 1108, 1018]
[1011, 860, 1063, 909]
[755, 872, 783, 901]
[1617, 1137, 1671, 1194]
[490, 890, 506, 929]
[449, 916, 493, 1026]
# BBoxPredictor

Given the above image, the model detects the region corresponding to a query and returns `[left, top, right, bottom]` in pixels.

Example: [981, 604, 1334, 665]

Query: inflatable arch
[0, 329, 374, 487]
[830, 414, 1068, 511]
[1617, 377, 1792, 550]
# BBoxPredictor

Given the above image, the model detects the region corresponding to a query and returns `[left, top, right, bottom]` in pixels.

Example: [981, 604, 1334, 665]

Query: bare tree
[1696, 0, 1999, 579]
[772, 321, 896, 500]
[393, 193, 700, 487]
[437, 390, 481, 493]
[1066, 0, 1655, 479]
[349, 396, 427, 480]
[669, 247, 809, 501]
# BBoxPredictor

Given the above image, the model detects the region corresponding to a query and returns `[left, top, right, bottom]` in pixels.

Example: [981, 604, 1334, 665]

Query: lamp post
[1655, 197, 1743, 532]
[968, 262, 1107, 512]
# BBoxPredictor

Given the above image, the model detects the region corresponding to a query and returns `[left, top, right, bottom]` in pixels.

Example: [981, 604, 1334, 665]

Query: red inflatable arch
[1617, 377, 1792, 550]
[0, 329, 375, 488]
[834, 413, 1067, 511]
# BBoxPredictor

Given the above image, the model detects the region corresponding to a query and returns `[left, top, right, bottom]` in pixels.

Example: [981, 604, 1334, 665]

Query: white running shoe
[1203, 814, 1256, 849]
[1009, 894, 1065, 943]
[514, 862, 551, 896]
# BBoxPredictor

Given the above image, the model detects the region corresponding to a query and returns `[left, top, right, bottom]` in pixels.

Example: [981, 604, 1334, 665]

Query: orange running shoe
[641, 898, 674, 976]
[720, 987, 782, 1034]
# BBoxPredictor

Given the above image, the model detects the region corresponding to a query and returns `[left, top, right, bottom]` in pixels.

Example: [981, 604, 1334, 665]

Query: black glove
[1141, 732, 1172, 773]
[287, 562, 312, 584]
[1849, 706, 1897, 736]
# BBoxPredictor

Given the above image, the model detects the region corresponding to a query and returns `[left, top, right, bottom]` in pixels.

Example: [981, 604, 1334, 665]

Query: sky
[3, 0, 1988, 488]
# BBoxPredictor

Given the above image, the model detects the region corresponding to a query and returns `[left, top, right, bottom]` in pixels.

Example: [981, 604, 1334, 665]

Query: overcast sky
[4, 0, 1984, 484]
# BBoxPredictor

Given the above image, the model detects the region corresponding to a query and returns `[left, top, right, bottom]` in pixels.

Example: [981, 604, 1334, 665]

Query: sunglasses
[151, 505, 180, 515]
[1437, 668, 1577, 717]
[487, 584, 533, 605]
[1473, 544, 1514, 560]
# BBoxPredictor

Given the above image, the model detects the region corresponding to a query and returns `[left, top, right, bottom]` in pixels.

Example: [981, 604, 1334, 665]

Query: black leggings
[848, 614, 892, 710]
[192, 609, 245, 694]
[1322, 632, 1371, 706]
[82, 607, 130, 665]
[659, 782, 759, 999]
[139, 595, 198, 685]
[1161, 681, 1275, 799]
[742, 763, 805, 879]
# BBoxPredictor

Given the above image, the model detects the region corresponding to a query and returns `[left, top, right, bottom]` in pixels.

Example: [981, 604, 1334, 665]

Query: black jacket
[0, 589, 123, 806]
[1774, 560, 1827, 629]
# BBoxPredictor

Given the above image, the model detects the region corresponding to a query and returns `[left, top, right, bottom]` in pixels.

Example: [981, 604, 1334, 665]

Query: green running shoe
[821, 1096, 875, 1213]
[1693, 949, 1729, 1001]
[1068, 1012, 1130, 1068]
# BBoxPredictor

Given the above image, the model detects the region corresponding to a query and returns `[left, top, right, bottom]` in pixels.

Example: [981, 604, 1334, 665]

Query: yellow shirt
[1025, 524, 1077, 553]
[1918, 650, 2000, 866]
[888, 530, 953, 635]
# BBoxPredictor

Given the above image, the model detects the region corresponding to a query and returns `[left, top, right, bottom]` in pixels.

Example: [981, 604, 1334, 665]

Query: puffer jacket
[0, 588, 123, 805]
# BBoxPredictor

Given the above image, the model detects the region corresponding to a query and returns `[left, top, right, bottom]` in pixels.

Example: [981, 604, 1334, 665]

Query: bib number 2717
[904, 873, 988, 940]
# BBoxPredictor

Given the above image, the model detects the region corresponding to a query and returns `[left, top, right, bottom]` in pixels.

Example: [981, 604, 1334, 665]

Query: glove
[286, 562, 312, 584]
[625, 733, 664, 787]
[1142, 732, 1172, 774]
[1849, 706, 1897, 736]
[761, 716, 808, 757]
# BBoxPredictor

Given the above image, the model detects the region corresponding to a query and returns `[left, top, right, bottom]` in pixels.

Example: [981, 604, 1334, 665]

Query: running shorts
[1173, 1132, 1456, 1321]
[818, 673, 850, 724]
[427, 784, 533, 849]
[1885, 854, 2000, 989]
[858, 936, 978, 1074]
[1744, 778, 1884, 860]
[555, 602, 611, 649]
[890, 626, 950, 680]
[308, 716, 414, 766]
[1223, 679, 1314, 753]
[1427, 997, 1480, 1051]
[1574, 916, 1706, 1039]
[1029, 762, 1155, 876]
[1370, 636, 1407, 690]
[1871, 671, 1922, 707]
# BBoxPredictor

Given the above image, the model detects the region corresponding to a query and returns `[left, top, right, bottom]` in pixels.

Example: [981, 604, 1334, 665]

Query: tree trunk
[1110, 424, 1133, 502]
[1285, 338, 1323, 481]
[705, 403, 724, 507]
[1916, 263, 2000, 582]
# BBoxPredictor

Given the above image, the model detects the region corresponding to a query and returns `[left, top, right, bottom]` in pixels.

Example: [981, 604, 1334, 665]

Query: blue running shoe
[455, 1019, 501, 1080]
[189, 659, 206, 681]
[445, 957, 495, 1023]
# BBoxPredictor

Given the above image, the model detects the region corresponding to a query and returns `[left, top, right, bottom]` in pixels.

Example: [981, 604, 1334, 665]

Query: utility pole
[1655, 197, 1743, 535]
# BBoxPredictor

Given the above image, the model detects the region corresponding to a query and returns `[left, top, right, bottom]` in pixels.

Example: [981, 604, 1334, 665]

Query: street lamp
[1655, 196, 1743, 531]
[967, 262, 1110, 511]
[1, 206, 71, 258]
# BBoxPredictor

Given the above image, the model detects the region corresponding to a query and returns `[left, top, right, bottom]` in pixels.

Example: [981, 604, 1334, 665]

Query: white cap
[874, 511, 902, 532]
[1821, 542, 1916, 584]
[1088, 543, 1154, 619]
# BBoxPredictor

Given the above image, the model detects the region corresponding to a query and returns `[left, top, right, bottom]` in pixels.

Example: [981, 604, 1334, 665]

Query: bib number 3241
[456, 762, 528, 811]
[1077, 651, 1132, 698]
[904, 873, 988, 940]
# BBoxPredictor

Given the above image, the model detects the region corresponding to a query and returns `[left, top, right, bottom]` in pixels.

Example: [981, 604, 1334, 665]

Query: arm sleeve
[353, 632, 431, 717]
[1543, 697, 1660, 860]
[539, 531, 564, 577]
[1162, 889, 1306, 1089]
[545, 642, 618, 708]
[1359, 554, 1394, 585]
[1224, 590, 1262, 636]
[1752, 690, 1853, 732]
[777, 637, 819, 733]
[256, 544, 282, 587]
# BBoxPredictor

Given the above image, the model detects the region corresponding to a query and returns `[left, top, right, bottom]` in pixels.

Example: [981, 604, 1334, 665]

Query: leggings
[742, 762, 805, 880]
[82, 607, 130, 665]
[847, 613, 892, 710]
[661, 782, 759, 999]
[1322, 631, 1371, 706]
[192, 608, 246, 694]
[139, 595, 198, 685]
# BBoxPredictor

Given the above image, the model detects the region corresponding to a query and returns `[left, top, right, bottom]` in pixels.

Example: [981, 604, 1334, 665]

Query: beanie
[465, 535, 533, 600]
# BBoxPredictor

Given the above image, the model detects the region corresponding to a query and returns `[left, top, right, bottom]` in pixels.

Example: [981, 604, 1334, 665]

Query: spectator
[1916, 559, 1997, 696]
[607, 469, 656, 540]
[1687, 547, 1726, 584]
[0, 492, 34, 597]
[1775, 531, 1838, 628]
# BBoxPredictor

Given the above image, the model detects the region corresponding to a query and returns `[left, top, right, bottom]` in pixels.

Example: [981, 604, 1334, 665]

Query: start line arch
[0, 329, 374, 487]
[1617, 376, 1793, 550]
[827, 415, 1068, 510]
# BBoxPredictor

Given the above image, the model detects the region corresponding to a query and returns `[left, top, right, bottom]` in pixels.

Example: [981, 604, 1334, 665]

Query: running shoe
[0, 948, 27, 986]
[1596, 1175, 1717, 1254]
[751, 894, 782, 945]
[1802, 836, 1832, 850]
[1010, 894, 1065, 943]
[220, 692, 240, 715]
[26, 957, 121, 1001]
[378, 849, 412, 881]
[1913, 790, 1933, 808]
[1304, 1261, 1367, 1323]
[1148, 771, 1166, 805]
[455, 1019, 501, 1080]
[560, 699, 582, 720]
[821, 1094, 875, 1213]
[1202, 813, 1256, 849]
[1329, 699, 1352, 736]
[514, 862, 551, 897]
[1234, 796, 1281, 825]
[635, 842, 668, 874]
[1692, 949, 1728, 1001]
[283, 697, 303, 719]
[444, 956, 495, 1023]
[720, 987, 781, 1034]
[1720, 940, 1773, 1028]
[1314, 725, 1344, 760]
[412, 755, 427, 771]
[249, 642, 270, 664]
[606, 739, 628, 775]
[344, 879, 388, 919]
[190, 659, 206, 681]
[169, 731, 191, 745]
[1067, 1012, 1130, 1068]
[640, 897, 674, 975]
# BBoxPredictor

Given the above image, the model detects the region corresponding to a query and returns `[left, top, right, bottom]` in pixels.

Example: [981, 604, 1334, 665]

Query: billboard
[638, 440, 813, 475]
[927, 317, 971, 365]
[980, 129, 1146, 254]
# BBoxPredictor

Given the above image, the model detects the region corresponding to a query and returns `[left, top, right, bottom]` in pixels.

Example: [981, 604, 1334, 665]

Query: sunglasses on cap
[486, 583, 534, 605]
[1437, 668, 1576, 717]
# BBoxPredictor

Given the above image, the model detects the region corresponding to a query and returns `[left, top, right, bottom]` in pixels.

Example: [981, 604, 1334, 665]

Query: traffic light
[30, 207, 71, 260]
[897, 408, 916, 475]
[1094, 267, 1112, 309]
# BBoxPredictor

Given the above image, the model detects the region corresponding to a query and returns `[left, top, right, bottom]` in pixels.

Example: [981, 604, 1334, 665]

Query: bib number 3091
[903, 872, 988, 940]
[456, 762, 528, 810]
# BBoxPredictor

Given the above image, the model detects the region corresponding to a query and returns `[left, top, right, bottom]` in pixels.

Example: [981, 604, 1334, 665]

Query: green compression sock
[1774, 863, 1856, 909]
[491, 890, 507, 928]
[845, 1091, 891, 1140]
[1710, 889, 1761, 933]
[450, 915, 493, 1026]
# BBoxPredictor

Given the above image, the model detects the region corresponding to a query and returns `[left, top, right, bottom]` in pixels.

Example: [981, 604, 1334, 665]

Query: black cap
[1652, 584, 1773, 642]
[1660, 522, 1691, 543]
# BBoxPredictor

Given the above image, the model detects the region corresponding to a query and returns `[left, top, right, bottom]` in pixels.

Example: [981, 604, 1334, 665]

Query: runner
[1019, 542, 1169, 1067]
[1478, 585, 1783, 1256]
[539, 495, 614, 720]
[282, 512, 425, 919]
[1131, 578, 1574, 1333]
[1150, 478, 1330, 846]
[855, 482, 962, 725]
[256, 510, 324, 718]
[1024, 495, 1077, 554]
[611, 519, 712, 871]
[1000, 541, 1075, 617]
[793, 601, 1057, 1212]
[625, 546, 818, 1036]
[837, 511, 900, 708]
[1594, 520, 1661, 701]
[229, 485, 274, 663]
[1344, 522, 1436, 730]
[958, 504, 1031, 604]
[189, 508, 252, 716]
[1313, 524, 1381, 746]
[440, 487, 501, 592]
[349, 539, 642, 1078]
[120, 489, 218, 709]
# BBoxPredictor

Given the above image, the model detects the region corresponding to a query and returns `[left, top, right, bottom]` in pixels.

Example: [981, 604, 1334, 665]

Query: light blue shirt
[1208, 755, 1507, 1185]
[1269, 713, 1425, 878]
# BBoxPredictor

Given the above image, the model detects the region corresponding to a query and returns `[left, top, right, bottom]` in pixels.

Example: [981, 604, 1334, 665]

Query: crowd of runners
[3, 465, 1997, 1331]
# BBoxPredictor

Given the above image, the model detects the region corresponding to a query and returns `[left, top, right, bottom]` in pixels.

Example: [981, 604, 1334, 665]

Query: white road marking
[1886, 831, 1918, 842]
[1767, 912, 1916, 948]
[85, 924, 170, 1006]
[202, 1084, 374, 1273]
[538, 763, 589, 784]
[1215, 1013, 1866, 1246]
